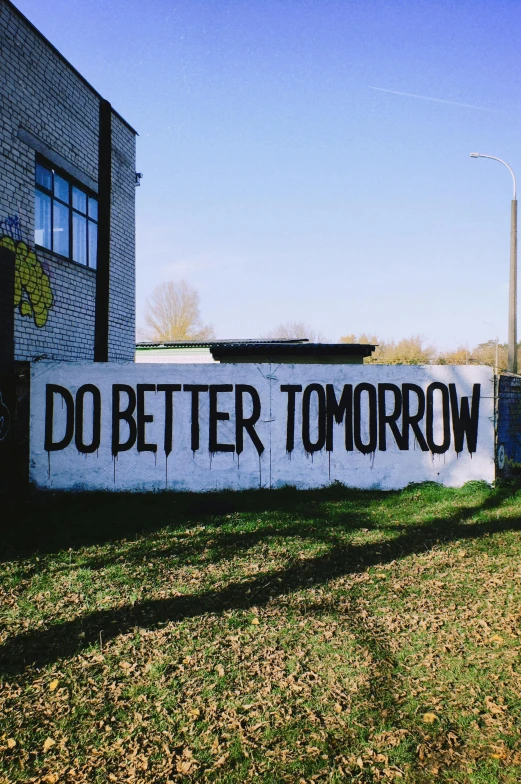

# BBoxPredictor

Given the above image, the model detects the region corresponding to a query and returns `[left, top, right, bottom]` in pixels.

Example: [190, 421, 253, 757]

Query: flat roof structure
[135, 340, 376, 364]
[210, 343, 376, 364]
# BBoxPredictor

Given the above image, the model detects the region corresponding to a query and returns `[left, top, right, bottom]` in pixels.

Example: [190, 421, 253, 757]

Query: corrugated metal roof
[136, 339, 309, 349]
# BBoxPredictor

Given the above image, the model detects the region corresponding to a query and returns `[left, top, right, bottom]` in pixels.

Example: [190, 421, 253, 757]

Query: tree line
[139, 280, 511, 370]
[339, 334, 510, 370]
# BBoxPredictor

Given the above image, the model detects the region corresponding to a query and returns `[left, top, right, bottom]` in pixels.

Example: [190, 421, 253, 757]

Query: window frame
[34, 156, 98, 270]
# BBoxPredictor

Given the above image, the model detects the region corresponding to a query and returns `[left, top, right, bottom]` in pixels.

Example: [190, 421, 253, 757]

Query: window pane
[73, 212, 87, 265]
[88, 220, 97, 269]
[72, 186, 87, 214]
[88, 197, 98, 221]
[53, 200, 69, 257]
[34, 189, 51, 248]
[35, 163, 52, 191]
[54, 174, 69, 203]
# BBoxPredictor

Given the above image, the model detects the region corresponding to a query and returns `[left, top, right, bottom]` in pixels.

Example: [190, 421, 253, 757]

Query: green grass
[1, 481, 521, 782]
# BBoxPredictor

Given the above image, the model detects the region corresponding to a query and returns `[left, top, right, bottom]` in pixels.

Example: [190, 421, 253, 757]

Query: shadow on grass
[2, 480, 517, 564]
[2, 481, 521, 673]
[1, 484, 374, 561]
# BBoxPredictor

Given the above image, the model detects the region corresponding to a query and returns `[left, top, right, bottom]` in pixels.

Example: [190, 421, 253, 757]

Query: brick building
[0, 0, 137, 364]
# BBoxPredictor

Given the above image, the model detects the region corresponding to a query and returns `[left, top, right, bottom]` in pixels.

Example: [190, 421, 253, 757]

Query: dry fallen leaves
[4, 485, 521, 783]
[176, 759, 196, 774]
[484, 696, 504, 715]
[43, 737, 56, 752]
[489, 634, 504, 645]
[214, 753, 229, 768]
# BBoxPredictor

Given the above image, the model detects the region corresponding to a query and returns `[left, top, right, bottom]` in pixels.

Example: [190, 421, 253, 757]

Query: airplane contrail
[369, 86, 492, 112]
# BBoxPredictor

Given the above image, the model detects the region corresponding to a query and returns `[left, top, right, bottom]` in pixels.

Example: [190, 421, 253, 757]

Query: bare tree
[262, 320, 326, 343]
[143, 280, 215, 341]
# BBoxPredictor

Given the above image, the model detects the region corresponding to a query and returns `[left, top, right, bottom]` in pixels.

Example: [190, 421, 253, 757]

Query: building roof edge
[5, 0, 138, 135]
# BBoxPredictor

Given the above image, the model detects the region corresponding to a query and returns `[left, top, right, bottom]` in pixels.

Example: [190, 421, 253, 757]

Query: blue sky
[15, 0, 521, 348]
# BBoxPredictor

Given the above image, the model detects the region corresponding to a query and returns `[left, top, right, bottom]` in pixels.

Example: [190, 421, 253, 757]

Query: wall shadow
[2, 483, 520, 674]
[2, 480, 516, 563]
[0, 484, 405, 561]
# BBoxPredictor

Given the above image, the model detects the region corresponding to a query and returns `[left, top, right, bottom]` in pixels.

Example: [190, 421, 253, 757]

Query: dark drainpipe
[94, 98, 112, 362]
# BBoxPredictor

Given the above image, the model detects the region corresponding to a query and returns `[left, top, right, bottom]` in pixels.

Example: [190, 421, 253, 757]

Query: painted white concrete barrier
[30, 362, 495, 491]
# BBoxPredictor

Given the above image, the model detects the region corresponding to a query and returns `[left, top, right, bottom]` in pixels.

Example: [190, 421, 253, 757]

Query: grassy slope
[0, 481, 521, 783]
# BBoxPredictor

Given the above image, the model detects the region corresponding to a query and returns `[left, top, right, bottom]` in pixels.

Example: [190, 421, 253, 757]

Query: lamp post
[470, 152, 518, 373]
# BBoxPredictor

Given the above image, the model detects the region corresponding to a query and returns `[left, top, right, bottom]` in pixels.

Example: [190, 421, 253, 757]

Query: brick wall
[14, 248, 97, 361]
[0, 0, 136, 363]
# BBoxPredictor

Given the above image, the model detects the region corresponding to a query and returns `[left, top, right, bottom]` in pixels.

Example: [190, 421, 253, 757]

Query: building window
[34, 160, 98, 269]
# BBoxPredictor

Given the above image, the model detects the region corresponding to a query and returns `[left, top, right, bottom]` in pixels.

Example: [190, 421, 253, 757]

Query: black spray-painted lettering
[378, 383, 407, 451]
[291, 382, 480, 456]
[353, 383, 377, 454]
[209, 385, 235, 453]
[302, 383, 326, 453]
[235, 385, 264, 455]
[449, 383, 480, 454]
[137, 384, 157, 453]
[401, 384, 429, 451]
[75, 384, 101, 454]
[281, 385, 302, 452]
[426, 382, 451, 454]
[112, 384, 137, 456]
[157, 384, 181, 457]
[183, 385, 209, 451]
[326, 384, 353, 452]
[45, 384, 74, 451]
[42, 379, 482, 459]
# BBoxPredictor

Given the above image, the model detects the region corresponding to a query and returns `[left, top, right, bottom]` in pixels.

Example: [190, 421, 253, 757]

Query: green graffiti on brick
[1, 236, 54, 328]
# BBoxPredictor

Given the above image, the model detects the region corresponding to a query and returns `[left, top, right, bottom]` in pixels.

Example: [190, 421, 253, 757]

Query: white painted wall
[30, 362, 495, 491]
[135, 347, 216, 363]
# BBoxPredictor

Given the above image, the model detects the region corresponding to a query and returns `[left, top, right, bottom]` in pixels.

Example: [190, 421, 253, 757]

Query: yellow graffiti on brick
[1, 236, 54, 328]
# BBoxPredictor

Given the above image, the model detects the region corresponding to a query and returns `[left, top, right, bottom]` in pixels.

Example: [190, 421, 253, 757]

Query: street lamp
[470, 152, 518, 373]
